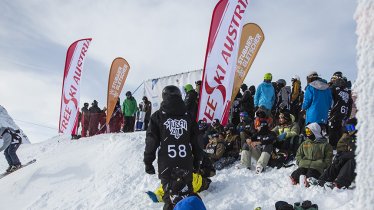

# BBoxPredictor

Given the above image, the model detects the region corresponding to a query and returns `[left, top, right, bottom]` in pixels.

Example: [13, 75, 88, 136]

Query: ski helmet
[292, 75, 300, 81]
[264, 73, 272, 81]
[162, 85, 182, 100]
[241, 83, 248, 91]
[125, 91, 132, 97]
[276, 79, 286, 86]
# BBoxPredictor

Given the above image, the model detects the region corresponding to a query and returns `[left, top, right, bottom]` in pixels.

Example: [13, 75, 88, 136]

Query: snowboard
[146, 191, 160, 203]
[0, 159, 36, 179]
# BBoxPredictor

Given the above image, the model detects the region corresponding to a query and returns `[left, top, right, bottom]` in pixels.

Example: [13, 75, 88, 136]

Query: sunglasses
[305, 127, 313, 136]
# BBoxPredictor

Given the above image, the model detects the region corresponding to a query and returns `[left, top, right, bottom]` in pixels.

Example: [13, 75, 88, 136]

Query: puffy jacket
[122, 97, 138, 117]
[224, 134, 240, 157]
[254, 82, 275, 110]
[302, 79, 332, 124]
[272, 115, 300, 140]
[296, 138, 333, 174]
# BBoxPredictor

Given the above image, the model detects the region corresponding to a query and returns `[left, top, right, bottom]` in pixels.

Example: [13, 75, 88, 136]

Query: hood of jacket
[160, 95, 187, 115]
[309, 79, 329, 90]
[306, 123, 323, 139]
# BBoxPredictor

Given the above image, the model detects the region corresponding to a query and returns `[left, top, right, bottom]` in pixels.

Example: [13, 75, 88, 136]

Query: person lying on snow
[290, 123, 333, 187]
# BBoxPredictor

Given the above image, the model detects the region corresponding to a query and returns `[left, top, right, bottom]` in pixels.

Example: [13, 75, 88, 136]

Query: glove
[278, 132, 287, 141]
[145, 164, 155, 175]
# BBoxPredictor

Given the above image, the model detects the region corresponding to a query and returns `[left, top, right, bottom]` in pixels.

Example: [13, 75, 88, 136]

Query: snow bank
[354, 0, 374, 209]
[0, 132, 356, 209]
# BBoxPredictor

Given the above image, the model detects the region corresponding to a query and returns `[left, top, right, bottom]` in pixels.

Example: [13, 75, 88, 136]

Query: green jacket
[272, 122, 300, 140]
[296, 138, 333, 174]
[122, 97, 138, 117]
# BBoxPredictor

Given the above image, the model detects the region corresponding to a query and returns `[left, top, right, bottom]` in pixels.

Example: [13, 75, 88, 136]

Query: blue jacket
[302, 80, 332, 124]
[254, 82, 275, 110]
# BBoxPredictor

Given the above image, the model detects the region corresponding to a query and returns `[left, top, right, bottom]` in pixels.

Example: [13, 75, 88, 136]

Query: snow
[354, 0, 374, 209]
[0, 132, 356, 210]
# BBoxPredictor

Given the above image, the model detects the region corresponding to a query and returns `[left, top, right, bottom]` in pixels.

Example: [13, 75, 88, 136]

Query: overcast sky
[0, 0, 357, 143]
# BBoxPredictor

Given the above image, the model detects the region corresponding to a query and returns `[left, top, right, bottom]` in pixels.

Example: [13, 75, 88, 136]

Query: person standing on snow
[290, 75, 303, 122]
[301, 72, 332, 129]
[122, 91, 138, 133]
[109, 98, 123, 133]
[254, 73, 275, 117]
[81, 102, 90, 137]
[144, 85, 202, 210]
[140, 96, 152, 131]
[240, 84, 255, 121]
[88, 100, 102, 136]
[328, 72, 352, 148]
[184, 84, 198, 122]
[0, 127, 22, 173]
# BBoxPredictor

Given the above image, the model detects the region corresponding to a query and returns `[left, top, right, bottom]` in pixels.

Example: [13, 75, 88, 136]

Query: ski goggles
[345, 124, 356, 132]
[305, 127, 313, 136]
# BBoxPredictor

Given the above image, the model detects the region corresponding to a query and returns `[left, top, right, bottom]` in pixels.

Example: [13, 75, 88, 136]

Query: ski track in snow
[0, 132, 356, 210]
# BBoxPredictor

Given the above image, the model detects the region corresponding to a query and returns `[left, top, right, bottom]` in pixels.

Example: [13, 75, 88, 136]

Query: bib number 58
[168, 145, 187, 158]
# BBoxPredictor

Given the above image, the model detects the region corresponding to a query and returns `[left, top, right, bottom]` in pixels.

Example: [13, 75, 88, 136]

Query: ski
[0, 159, 36, 179]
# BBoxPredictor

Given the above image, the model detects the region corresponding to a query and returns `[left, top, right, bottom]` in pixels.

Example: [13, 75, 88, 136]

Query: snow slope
[0, 132, 355, 210]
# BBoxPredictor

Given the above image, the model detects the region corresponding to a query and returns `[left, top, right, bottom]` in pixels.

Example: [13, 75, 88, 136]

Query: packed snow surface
[0, 132, 355, 210]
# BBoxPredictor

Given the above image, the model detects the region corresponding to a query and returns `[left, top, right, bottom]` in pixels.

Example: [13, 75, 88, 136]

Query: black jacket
[251, 129, 277, 145]
[330, 80, 352, 121]
[240, 90, 254, 119]
[144, 95, 202, 179]
[184, 90, 198, 121]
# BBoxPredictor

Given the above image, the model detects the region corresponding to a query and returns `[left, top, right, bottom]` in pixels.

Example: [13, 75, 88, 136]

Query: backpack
[8, 129, 22, 144]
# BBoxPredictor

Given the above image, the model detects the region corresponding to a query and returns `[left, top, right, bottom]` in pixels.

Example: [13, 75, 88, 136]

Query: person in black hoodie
[144, 85, 202, 210]
[328, 72, 353, 148]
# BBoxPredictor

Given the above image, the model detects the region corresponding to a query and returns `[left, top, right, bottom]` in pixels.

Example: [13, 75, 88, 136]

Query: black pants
[291, 167, 321, 184]
[123, 116, 135, 132]
[4, 143, 21, 166]
[319, 158, 356, 188]
[143, 118, 150, 131]
[328, 119, 343, 148]
[160, 172, 193, 210]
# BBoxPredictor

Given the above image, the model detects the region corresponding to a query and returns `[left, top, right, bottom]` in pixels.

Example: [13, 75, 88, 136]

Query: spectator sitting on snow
[238, 119, 277, 174]
[317, 118, 357, 189]
[205, 132, 238, 170]
[237, 112, 255, 149]
[223, 123, 241, 159]
[205, 119, 224, 137]
[290, 123, 333, 187]
[254, 108, 273, 131]
[0, 127, 22, 173]
[272, 111, 300, 159]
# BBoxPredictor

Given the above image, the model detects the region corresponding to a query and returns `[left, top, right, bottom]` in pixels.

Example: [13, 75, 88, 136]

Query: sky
[0, 0, 357, 143]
